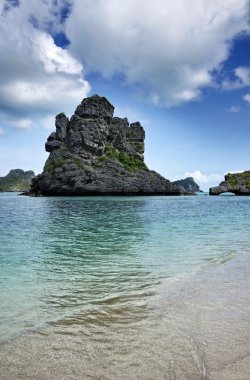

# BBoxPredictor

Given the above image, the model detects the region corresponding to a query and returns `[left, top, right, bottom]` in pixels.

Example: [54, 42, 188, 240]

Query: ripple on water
[0, 193, 250, 377]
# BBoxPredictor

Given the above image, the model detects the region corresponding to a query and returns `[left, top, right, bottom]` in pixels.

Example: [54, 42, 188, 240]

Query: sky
[0, 0, 250, 191]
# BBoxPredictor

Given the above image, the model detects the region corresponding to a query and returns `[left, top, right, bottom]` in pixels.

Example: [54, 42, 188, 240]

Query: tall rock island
[30, 95, 184, 196]
[209, 171, 250, 195]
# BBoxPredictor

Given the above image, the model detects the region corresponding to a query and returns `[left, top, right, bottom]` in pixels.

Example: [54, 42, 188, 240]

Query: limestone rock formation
[0, 169, 35, 192]
[173, 177, 201, 193]
[209, 171, 250, 195]
[30, 95, 184, 196]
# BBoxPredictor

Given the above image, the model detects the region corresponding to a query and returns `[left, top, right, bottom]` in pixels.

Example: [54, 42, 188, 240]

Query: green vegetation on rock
[118, 152, 146, 172]
[73, 156, 84, 169]
[59, 143, 68, 153]
[44, 154, 65, 175]
[226, 173, 237, 187]
[105, 144, 119, 160]
[133, 142, 144, 151]
[43, 160, 54, 176]
[0, 169, 34, 191]
[226, 171, 250, 190]
[127, 129, 137, 139]
[104, 143, 146, 172]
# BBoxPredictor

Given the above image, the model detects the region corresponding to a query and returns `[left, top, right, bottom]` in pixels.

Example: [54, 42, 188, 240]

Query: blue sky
[0, 0, 250, 190]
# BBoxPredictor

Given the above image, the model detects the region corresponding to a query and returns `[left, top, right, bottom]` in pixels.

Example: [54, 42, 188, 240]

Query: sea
[0, 192, 250, 379]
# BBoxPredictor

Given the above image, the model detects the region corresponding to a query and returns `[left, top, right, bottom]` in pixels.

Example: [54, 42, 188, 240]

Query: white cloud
[34, 33, 83, 76]
[0, 112, 36, 131]
[235, 67, 250, 86]
[184, 170, 222, 184]
[243, 93, 250, 104]
[223, 66, 250, 90]
[8, 118, 34, 130]
[171, 170, 224, 190]
[40, 115, 57, 131]
[66, 0, 249, 106]
[1, 76, 88, 111]
[228, 106, 240, 113]
[0, 0, 90, 128]
[0, 110, 65, 133]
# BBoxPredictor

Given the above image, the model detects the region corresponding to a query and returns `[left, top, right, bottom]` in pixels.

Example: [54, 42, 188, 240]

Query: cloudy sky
[0, 0, 250, 190]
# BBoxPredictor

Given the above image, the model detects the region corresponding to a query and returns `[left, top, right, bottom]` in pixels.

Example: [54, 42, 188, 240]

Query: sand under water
[0, 252, 250, 380]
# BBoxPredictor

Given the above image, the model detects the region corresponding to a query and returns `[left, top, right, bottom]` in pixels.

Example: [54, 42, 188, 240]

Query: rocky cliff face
[0, 169, 35, 192]
[209, 171, 250, 195]
[173, 177, 201, 193]
[30, 95, 184, 196]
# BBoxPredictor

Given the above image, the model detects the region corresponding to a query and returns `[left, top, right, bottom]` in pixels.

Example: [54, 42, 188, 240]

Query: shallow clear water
[0, 192, 250, 342]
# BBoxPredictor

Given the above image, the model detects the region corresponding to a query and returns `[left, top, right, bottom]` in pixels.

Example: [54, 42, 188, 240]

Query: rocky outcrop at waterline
[30, 95, 184, 196]
[209, 171, 250, 195]
[173, 177, 201, 193]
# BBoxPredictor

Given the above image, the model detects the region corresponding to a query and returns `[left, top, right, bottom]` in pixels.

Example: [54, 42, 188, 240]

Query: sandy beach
[0, 252, 249, 380]
[154, 252, 250, 379]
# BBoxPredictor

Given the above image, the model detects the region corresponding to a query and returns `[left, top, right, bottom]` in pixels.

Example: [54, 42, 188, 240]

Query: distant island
[210, 171, 250, 195]
[29, 95, 186, 196]
[0, 169, 35, 192]
[173, 177, 201, 193]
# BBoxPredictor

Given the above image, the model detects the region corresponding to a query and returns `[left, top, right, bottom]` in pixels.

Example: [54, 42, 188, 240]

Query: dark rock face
[45, 113, 69, 152]
[0, 169, 35, 192]
[173, 177, 201, 193]
[209, 171, 250, 195]
[30, 95, 184, 196]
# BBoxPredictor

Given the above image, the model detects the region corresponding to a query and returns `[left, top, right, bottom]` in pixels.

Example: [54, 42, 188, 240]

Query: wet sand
[155, 252, 250, 379]
[0, 252, 250, 379]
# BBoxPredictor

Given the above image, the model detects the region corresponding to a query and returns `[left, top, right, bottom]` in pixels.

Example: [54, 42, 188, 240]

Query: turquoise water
[0, 192, 250, 342]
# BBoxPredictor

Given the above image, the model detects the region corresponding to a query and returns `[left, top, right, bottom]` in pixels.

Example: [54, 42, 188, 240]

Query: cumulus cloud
[0, 109, 53, 133]
[66, 0, 249, 106]
[222, 66, 250, 90]
[236, 67, 250, 85]
[7, 118, 34, 130]
[243, 93, 250, 104]
[0, 0, 90, 130]
[184, 170, 223, 184]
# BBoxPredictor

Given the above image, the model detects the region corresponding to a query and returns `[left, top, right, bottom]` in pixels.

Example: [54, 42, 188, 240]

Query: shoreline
[0, 252, 250, 379]
[153, 251, 250, 379]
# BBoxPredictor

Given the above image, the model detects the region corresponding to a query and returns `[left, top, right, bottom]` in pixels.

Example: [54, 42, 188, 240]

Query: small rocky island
[30, 95, 184, 196]
[173, 177, 201, 193]
[209, 171, 250, 195]
[0, 169, 35, 192]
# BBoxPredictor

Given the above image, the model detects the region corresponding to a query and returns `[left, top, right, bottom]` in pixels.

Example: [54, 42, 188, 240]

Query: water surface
[0, 193, 250, 379]
[1, 193, 250, 340]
